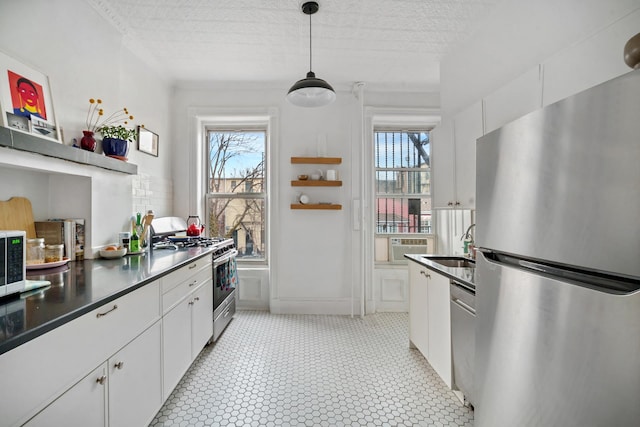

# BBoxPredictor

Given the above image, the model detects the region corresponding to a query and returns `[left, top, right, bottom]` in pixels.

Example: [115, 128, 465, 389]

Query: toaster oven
[0, 230, 26, 298]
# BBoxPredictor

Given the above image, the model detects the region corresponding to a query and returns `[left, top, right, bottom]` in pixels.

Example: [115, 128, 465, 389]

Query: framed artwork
[138, 126, 159, 156]
[0, 50, 61, 143]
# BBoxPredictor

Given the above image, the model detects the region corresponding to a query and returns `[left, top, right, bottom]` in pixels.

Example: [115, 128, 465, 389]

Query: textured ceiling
[86, 0, 502, 91]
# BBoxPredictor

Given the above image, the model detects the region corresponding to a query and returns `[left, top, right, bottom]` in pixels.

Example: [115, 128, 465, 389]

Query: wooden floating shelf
[290, 203, 342, 210]
[291, 180, 342, 187]
[291, 157, 342, 164]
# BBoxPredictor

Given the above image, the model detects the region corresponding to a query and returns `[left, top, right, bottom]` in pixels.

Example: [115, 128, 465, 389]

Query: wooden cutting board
[0, 197, 37, 238]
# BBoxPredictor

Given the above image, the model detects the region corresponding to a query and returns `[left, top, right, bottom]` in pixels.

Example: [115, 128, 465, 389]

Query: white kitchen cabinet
[27, 321, 162, 427]
[0, 281, 160, 427]
[431, 120, 455, 209]
[162, 260, 213, 398]
[407, 260, 453, 388]
[408, 261, 429, 357]
[426, 270, 452, 388]
[109, 321, 162, 427]
[25, 364, 108, 427]
[191, 278, 214, 357]
[432, 101, 483, 210]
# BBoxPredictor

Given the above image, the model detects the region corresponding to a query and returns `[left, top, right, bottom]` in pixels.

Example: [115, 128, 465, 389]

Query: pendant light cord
[309, 11, 313, 72]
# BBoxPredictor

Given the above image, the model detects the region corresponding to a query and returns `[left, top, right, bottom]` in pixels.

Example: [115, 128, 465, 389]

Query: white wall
[441, 0, 640, 116]
[172, 83, 438, 314]
[0, 0, 173, 254]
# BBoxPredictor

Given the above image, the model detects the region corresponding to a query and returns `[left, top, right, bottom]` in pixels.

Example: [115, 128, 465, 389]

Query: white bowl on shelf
[99, 247, 127, 259]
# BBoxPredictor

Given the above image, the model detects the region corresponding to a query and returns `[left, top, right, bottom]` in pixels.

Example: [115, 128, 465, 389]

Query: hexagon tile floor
[149, 311, 474, 427]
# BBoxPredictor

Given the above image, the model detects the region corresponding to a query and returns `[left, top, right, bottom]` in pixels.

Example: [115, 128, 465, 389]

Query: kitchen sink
[425, 257, 475, 268]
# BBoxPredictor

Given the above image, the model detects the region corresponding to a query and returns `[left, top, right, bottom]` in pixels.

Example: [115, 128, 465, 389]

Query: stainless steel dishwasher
[450, 280, 475, 407]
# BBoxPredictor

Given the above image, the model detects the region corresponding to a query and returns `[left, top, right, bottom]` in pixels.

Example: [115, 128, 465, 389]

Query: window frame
[205, 125, 268, 264]
[374, 128, 433, 236]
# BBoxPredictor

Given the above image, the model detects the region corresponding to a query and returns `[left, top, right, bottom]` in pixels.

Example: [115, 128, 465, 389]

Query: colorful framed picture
[0, 50, 61, 143]
[138, 126, 159, 157]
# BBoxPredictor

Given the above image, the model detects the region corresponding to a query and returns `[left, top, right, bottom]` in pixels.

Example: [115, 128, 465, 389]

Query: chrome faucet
[461, 223, 476, 241]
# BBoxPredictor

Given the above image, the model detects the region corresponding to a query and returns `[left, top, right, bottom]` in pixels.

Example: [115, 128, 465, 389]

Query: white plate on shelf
[26, 258, 70, 270]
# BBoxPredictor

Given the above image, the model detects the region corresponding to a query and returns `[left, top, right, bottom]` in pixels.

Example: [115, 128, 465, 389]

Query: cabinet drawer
[0, 281, 160, 427]
[161, 256, 211, 295]
[162, 267, 211, 314]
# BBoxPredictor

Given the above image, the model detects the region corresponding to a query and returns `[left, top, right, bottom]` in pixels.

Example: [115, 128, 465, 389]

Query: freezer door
[474, 252, 640, 427]
[475, 70, 640, 278]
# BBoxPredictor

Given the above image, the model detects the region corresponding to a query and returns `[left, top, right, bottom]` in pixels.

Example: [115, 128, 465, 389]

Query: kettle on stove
[186, 215, 205, 236]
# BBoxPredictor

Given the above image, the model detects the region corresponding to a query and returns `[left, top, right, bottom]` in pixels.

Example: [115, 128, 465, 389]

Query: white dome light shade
[287, 71, 336, 107]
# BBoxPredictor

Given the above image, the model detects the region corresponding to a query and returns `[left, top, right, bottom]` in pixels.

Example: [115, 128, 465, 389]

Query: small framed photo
[0, 50, 61, 143]
[137, 126, 159, 157]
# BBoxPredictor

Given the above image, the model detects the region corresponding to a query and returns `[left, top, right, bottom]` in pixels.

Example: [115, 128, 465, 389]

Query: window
[375, 130, 431, 234]
[206, 129, 266, 261]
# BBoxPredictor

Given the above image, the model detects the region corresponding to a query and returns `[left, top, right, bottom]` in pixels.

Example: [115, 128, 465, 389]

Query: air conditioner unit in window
[389, 237, 429, 263]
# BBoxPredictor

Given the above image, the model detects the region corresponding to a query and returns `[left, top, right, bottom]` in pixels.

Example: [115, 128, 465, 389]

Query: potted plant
[83, 98, 141, 158]
[99, 124, 138, 159]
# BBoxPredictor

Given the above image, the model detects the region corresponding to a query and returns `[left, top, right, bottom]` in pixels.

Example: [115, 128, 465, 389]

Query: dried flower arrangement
[85, 98, 141, 142]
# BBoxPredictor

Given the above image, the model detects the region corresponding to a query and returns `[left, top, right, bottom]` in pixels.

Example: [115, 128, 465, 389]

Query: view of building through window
[375, 130, 431, 234]
[206, 130, 266, 261]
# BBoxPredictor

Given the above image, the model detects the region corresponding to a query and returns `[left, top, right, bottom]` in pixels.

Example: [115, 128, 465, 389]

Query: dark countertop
[405, 254, 475, 289]
[0, 247, 214, 356]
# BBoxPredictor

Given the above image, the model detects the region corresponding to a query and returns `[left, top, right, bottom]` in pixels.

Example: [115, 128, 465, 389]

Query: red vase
[80, 130, 96, 151]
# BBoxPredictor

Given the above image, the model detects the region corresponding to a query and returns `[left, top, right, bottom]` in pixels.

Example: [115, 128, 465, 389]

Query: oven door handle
[214, 249, 238, 267]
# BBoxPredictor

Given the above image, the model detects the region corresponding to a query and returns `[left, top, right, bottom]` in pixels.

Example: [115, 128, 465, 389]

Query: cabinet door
[162, 297, 192, 398]
[431, 119, 456, 209]
[191, 280, 214, 358]
[25, 364, 107, 427]
[109, 321, 162, 427]
[453, 101, 483, 209]
[408, 262, 429, 358]
[427, 271, 453, 388]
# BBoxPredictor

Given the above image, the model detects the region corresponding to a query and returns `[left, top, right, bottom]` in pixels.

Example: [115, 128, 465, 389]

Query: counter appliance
[474, 70, 640, 426]
[450, 279, 475, 407]
[0, 230, 26, 297]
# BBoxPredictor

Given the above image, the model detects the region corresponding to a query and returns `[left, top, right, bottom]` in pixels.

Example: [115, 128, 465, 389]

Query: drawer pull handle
[194, 297, 200, 302]
[189, 263, 197, 269]
[188, 280, 197, 287]
[188, 300, 195, 306]
[114, 361, 124, 370]
[96, 375, 107, 385]
[420, 270, 431, 279]
[96, 305, 118, 318]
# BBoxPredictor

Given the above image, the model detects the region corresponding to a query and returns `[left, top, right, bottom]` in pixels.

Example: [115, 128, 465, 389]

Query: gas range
[150, 216, 235, 254]
[153, 236, 232, 250]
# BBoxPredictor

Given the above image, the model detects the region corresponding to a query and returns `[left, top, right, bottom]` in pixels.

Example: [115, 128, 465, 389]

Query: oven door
[213, 249, 238, 309]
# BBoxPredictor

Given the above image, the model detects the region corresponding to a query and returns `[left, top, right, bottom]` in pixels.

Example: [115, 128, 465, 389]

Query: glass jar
[45, 244, 64, 263]
[27, 238, 45, 265]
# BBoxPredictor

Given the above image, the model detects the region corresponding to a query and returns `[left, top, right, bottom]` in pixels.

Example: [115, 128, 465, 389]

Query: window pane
[375, 198, 432, 234]
[207, 196, 265, 260]
[375, 170, 431, 195]
[208, 131, 265, 193]
[375, 131, 430, 169]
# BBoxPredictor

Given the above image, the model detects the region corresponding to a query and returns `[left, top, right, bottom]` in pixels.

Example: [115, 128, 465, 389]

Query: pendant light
[287, 1, 336, 107]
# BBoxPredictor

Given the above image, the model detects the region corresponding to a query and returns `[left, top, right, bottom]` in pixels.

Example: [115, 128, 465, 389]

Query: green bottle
[130, 225, 140, 253]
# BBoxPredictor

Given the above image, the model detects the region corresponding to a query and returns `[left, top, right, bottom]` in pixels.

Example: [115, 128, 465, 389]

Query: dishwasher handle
[451, 297, 476, 316]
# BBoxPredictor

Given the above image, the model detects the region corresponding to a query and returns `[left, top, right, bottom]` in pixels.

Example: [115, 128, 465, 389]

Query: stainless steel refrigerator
[474, 69, 640, 427]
